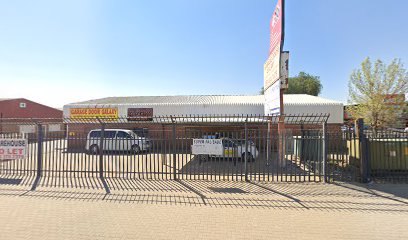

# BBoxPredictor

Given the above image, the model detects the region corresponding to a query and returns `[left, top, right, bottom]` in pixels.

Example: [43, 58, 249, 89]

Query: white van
[86, 129, 151, 154]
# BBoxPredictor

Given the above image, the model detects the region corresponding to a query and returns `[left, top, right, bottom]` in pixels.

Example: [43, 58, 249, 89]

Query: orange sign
[70, 108, 118, 119]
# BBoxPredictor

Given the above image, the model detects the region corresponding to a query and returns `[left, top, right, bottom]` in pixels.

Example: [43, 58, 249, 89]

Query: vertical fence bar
[322, 121, 327, 183]
[357, 119, 369, 183]
[99, 122, 105, 178]
[171, 116, 177, 180]
[244, 118, 248, 182]
[37, 123, 43, 177]
[266, 118, 271, 167]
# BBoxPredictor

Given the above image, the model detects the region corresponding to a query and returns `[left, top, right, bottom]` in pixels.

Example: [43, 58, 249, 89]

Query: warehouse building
[0, 98, 62, 119]
[63, 94, 343, 123]
[62, 94, 343, 149]
[63, 94, 343, 130]
[0, 98, 63, 136]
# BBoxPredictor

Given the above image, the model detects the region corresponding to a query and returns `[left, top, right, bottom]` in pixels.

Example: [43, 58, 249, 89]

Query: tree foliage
[285, 72, 322, 96]
[260, 72, 322, 96]
[348, 57, 408, 130]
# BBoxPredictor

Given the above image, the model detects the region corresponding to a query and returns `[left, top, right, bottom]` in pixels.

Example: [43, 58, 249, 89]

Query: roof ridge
[67, 94, 343, 106]
[105, 94, 261, 97]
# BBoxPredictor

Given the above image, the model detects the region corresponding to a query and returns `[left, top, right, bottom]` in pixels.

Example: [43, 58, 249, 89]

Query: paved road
[0, 176, 408, 239]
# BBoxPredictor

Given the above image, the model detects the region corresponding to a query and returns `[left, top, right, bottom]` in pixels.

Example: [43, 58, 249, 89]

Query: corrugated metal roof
[64, 94, 344, 123]
[71, 95, 263, 105]
[70, 94, 342, 106]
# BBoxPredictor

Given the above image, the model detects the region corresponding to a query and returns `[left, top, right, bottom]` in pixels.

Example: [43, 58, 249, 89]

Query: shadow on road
[0, 174, 407, 213]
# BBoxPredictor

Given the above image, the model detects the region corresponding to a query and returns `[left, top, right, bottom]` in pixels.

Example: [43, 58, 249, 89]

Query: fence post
[171, 116, 177, 180]
[322, 121, 327, 183]
[266, 117, 271, 166]
[357, 118, 369, 183]
[37, 123, 43, 177]
[98, 122, 105, 178]
[244, 117, 249, 182]
[300, 121, 304, 163]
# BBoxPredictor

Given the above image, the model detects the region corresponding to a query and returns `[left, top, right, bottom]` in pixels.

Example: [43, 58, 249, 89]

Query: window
[19, 102, 26, 108]
[90, 131, 101, 138]
[116, 131, 131, 139]
[90, 130, 116, 138]
[133, 128, 148, 137]
[104, 131, 116, 138]
[223, 140, 235, 148]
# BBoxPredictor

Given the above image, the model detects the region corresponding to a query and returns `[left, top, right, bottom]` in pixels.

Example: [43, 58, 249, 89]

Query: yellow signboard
[70, 108, 118, 119]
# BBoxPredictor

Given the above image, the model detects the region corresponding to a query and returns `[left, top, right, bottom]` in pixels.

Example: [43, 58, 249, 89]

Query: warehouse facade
[63, 94, 343, 123]
[0, 98, 63, 136]
[62, 94, 342, 150]
[0, 98, 62, 119]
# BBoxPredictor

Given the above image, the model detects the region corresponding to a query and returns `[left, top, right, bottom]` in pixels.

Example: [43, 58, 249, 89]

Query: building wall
[63, 103, 264, 117]
[0, 98, 62, 118]
[285, 104, 343, 124]
[64, 103, 343, 124]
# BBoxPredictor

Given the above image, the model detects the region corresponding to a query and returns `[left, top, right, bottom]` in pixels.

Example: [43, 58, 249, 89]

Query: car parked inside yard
[86, 129, 151, 154]
[206, 138, 259, 162]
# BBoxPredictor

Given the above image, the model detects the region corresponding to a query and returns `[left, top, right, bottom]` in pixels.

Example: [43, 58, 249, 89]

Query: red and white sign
[269, 0, 283, 56]
[264, 0, 285, 115]
[0, 139, 27, 160]
[264, 0, 284, 91]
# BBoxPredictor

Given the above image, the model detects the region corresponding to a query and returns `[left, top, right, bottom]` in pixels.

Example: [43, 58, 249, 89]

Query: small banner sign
[264, 80, 281, 115]
[191, 139, 223, 155]
[0, 139, 28, 160]
[127, 108, 154, 121]
[70, 108, 118, 119]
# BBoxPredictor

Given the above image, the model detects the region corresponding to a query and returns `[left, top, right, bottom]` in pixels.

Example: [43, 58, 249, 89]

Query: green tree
[348, 57, 408, 131]
[259, 72, 322, 95]
[285, 72, 322, 96]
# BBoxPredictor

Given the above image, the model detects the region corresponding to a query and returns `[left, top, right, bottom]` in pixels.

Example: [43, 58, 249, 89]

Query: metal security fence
[325, 120, 408, 183]
[1, 115, 406, 183]
[0, 120, 66, 176]
[362, 128, 408, 183]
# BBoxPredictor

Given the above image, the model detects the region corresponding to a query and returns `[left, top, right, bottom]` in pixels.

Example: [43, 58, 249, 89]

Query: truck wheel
[242, 152, 255, 162]
[90, 145, 99, 155]
[131, 144, 141, 154]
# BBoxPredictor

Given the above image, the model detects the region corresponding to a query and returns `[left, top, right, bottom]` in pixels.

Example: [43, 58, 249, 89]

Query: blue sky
[1, 0, 407, 108]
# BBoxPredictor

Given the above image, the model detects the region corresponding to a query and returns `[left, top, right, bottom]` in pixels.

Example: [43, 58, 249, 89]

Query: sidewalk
[0, 176, 407, 239]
